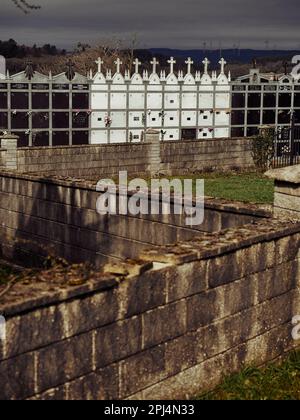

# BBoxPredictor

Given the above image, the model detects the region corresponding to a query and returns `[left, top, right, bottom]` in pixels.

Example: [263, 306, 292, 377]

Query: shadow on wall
[0, 173, 268, 269]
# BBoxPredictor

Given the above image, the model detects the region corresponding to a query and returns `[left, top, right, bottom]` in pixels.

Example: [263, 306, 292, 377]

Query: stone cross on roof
[134, 58, 142, 74]
[25, 60, 35, 80]
[202, 58, 210, 74]
[185, 57, 194, 74]
[219, 58, 227, 74]
[150, 57, 159, 74]
[114, 58, 122, 73]
[168, 57, 176, 74]
[65, 59, 75, 81]
[95, 57, 104, 73]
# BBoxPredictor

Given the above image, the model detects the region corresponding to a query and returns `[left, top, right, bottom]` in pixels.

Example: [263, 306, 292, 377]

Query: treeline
[0, 39, 66, 58]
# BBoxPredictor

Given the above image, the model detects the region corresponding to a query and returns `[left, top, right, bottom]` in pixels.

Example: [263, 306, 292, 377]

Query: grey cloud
[0, 0, 299, 49]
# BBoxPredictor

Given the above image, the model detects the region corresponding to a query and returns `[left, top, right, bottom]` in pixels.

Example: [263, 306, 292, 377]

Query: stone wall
[0, 219, 299, 400]
[0, 171, 267, 267]
[266, 165, 300, 219]
[16, 143, 154, 177]
[161, 137, 254, 174]
[0, 137, 254, 176]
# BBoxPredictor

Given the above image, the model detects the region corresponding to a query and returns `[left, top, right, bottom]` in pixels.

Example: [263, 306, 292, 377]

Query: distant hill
[147, 48, 299, 65]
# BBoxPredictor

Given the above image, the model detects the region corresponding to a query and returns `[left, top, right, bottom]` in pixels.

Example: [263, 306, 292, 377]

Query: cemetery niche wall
[0, 60, 91, 147]
[0, 56, 300, 146]
[231, 63, 300, 137]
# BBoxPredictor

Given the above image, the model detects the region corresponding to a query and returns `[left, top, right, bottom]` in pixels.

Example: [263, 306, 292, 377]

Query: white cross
[219, 58, 227, 74]
[202, 57, 210, 74]
[150, 57, 159, 74]
[168, 57, 176, 74]
[185, 57, 194, 74]
[134, 58, 142, 74]
[95, 57, 104, 73]
[114, 58, 122, 73]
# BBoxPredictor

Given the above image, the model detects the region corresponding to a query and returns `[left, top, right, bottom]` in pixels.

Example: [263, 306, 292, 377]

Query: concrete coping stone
[0, 274, 118, 318]
[1, 218, 299, 318]
[265, 165, 300, 184]
[140, 219, 300, 265]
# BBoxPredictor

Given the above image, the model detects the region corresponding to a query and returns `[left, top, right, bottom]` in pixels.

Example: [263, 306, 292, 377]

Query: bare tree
[11, 0, 41, 14]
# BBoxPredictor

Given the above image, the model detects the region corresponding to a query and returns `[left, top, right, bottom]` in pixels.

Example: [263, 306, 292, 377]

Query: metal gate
[273, 125, 300, 168]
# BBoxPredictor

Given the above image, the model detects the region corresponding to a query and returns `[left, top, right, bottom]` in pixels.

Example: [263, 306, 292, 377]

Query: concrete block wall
[0, 136, 254, 176]
[0, 219, 299, 400]
[266, 165, 300, 219]
[161, 137, 254, 174]
[0, 172, 268, 267]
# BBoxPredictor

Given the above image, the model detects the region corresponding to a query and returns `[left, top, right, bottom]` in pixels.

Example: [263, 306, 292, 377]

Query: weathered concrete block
[0, 352, 35, 400]
[120, 345, 166, 397]
[143, 300, 186, 348]
[67, 364, 119, 400]
[61, 289, 119, 338]
[166, 261, 208, 302]
[95, 317, 142, 368]
[118, 270, 167, 319]
[2, 305, 65, 360]
[36, 332, 93, 393]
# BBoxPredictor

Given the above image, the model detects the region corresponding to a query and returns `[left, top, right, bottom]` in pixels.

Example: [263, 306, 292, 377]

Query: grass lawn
[190, 172, 274, 204]
[123, 171, 274, 205]
[203, 172, 274, 204]
[198, 351, 300, 400]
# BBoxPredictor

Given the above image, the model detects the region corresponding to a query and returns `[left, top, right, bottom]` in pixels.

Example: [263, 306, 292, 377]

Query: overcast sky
[0, 0, 299, 50]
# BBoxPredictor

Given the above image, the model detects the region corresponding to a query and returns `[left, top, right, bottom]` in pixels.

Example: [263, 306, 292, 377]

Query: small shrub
[251, 129, 275, 171]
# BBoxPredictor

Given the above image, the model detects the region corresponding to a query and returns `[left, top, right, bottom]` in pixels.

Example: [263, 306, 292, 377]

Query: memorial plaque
[263, 93, 276, 108]
[11, 92, 29, 109]
[232, 85, 245, 91]
[53, 112, 69, 128]
[32, 131, 49, 147]
[32, 112, 49, 129]
[73, 84, 89, 91]
[249, 85, 261, 91]
[11, 112, 29, 129]
[247, 93, 261, 108]
[32, 84, 49, 90]
[11, 83, 28, 90]
[72, 93, 89, 109]
[264, 85, 277, 91]
[52, 92, 69, 109]
[53, 131, 69, 146]
[232, 93, 246, 108]
[0, 112, 8, 130]
[53, 84, 69, 90]
[72, 130, 89, 145]
[32, 92, 49, 109]
[0, 92, 7, 109]
[72, 112, 89, 128]
[279, 85, 292, 92]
